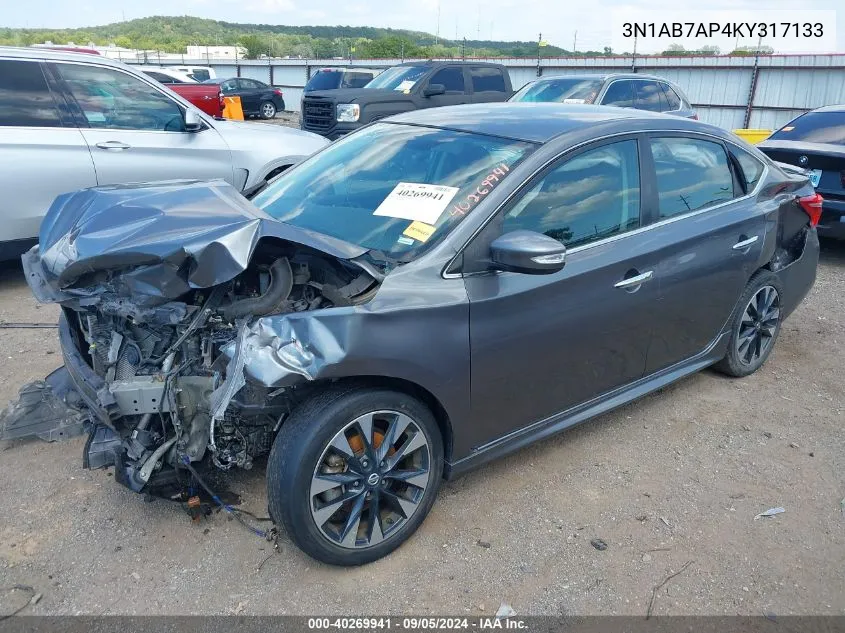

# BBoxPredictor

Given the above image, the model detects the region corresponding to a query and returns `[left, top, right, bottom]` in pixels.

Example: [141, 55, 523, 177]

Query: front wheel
[715, 270, 784, 378]
[267, 387, 444, 565]
[259, 101, 277, 119]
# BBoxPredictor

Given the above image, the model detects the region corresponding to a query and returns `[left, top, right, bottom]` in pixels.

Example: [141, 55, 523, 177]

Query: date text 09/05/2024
[621, 22, 824, 39]
[307, 617, 528, 630]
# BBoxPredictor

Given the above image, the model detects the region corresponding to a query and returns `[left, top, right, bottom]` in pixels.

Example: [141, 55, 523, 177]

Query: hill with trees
[0, 15, 615, 59]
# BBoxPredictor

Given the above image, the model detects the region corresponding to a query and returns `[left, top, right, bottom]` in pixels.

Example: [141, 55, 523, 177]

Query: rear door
[469, 66, 510, 103]
[422, 66, 468, 108]
[0, 58, 97, 248]
[51, 61, 234, 189]
[643, 134, 770, 373]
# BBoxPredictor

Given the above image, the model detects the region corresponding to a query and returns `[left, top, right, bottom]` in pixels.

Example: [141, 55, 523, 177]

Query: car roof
[398, 60, 503, 67]
[530, 73, 672, 83]
[809, 104, 845, 114]
[0, 45, 129, 67]
[386, 102, 708, 143]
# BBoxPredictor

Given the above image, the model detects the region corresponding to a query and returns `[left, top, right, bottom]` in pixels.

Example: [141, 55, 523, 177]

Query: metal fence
[131, 54, 845, 129]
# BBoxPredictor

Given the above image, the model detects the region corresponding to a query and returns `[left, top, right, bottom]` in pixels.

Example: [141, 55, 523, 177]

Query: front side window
[634, 81, 668, 112]
[510, 77, 602, 103]
[0, 60, 61, 127]
[220, 79, 238, 93]
[502, 140, 641, 248]
[253, 122, 536, 260]
[471, 67, 507, 93]
[650, 137, 734, 219]
[428, 67, 465, 93]
[601, 80, 634, 108]
[57, 63, 185, 131]
[364, 65, 428, 91]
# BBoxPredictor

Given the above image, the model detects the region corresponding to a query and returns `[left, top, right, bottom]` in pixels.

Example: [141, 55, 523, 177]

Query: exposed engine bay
[49, 245, 379, 498]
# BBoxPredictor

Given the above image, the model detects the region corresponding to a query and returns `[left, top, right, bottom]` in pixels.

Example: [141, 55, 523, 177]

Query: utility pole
[476, 5, 481, 40]
[573, 30, 577, 54]
[436, 1, 440, 45]
[462, 38, 466, 60]
[536, 32, 542, 77]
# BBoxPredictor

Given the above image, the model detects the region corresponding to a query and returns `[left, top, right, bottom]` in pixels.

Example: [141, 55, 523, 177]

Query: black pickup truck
[300, 60, 513, 139]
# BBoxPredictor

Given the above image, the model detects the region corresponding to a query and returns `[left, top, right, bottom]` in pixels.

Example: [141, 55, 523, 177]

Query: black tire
[714, 269, 784, 378]
[267, 386, 444, 566]
[259, 101, 277, 119]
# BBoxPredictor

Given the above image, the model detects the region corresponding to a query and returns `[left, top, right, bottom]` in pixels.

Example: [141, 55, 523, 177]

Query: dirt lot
[0, 241, 843, 617]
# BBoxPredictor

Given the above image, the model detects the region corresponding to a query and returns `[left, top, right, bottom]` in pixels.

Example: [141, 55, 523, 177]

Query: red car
[139, 67, 224, 118]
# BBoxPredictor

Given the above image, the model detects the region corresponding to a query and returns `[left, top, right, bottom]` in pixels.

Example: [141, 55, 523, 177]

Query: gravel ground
[0, 241, 843, 617]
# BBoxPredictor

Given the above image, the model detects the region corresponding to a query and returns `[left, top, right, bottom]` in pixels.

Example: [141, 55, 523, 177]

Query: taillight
[798, 193, 823, 227]
[273, 88, 283, 96]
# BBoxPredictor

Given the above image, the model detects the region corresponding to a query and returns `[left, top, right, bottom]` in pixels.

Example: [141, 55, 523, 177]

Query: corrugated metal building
[140, 54, 845, 129]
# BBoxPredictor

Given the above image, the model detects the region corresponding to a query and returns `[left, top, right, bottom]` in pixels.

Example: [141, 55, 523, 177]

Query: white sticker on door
[373, 182, 460, 225]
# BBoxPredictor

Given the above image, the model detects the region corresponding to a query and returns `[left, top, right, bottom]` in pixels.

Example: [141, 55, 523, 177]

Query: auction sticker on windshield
[374, 182, 459, 224]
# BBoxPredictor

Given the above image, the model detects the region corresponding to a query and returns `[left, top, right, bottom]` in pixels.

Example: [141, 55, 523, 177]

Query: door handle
[95, 141, 130, 150]
[732, 235, 759, 250]
[614, 270, 653, 289]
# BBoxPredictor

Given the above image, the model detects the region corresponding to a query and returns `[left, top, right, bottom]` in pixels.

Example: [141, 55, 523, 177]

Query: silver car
[0, 47, 329, 260]
[510, 73, 698, 119]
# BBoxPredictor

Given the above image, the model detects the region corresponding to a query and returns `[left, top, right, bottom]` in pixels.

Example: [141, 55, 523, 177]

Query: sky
[1, 0, 842, 53]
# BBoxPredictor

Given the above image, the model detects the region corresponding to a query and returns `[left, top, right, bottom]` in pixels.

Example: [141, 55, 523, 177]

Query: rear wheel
[267, 387, 443, 566]
[259, 101, 277, 119]
[715, 270, 784, 377]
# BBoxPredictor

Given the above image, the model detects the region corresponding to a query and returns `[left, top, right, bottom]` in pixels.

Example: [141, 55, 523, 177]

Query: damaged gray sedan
[3, 104, 820, 565]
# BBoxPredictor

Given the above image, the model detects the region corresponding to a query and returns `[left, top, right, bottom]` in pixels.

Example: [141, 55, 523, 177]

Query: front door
[463, 138, 660, 450]
[237, 79, 264, 113]
[422, 66, 469, 108]
[52, 61, 234, 188]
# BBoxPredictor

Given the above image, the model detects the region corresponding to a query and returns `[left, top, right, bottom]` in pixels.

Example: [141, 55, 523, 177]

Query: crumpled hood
[27, 179, 367, 306]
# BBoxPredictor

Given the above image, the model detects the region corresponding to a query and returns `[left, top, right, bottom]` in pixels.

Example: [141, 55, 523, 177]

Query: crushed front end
[2, 180, 381, 500]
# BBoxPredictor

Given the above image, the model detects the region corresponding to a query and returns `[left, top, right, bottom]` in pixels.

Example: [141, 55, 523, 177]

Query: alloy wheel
[309, 410, 431, 549]
[736, 285, 780, 366]
[262, 102, 276, 118]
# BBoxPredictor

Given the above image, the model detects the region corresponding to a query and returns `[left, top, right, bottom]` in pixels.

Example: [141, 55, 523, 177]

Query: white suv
[0, 48, 329, 260]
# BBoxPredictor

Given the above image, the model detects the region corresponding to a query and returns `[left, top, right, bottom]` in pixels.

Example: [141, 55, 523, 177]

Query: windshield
[253, 123, 536, 261]
[769, 111, 845, 144]
[305, 70, 342, 91]
[364, 66, 428, 91]
[510, 78, 602, 103]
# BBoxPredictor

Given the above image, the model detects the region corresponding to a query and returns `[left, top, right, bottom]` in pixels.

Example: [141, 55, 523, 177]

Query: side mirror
[423, 83, 446, 97]
[490, 230, 567, 274]
[184, 108, 203, 132]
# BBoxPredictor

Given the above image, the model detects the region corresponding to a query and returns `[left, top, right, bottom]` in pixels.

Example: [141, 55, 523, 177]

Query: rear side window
[650, 137, 735, 218]
[305, 70, 342, 91]
[601, 80, 634, 108]
[471, 67, 507, 93]
[660, 83, 682, 110]
[769, 111, 845, 144]
[731, 148, 765, 192]
[634, 81, 668, 112]
[144, 71, 177, 84]
[0, 60, 62, 127]
[240, 79, 265, 89]
[429, 67, 465, 93]
[502, 139, 641, 248]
